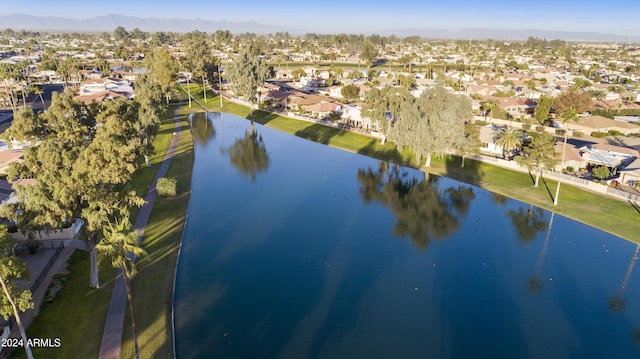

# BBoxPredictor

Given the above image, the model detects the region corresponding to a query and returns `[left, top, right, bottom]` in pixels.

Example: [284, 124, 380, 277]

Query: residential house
[478, 125, 505, 156]
[570, 115, 640, 136]
[302, 101, 342, 119]
[554, 141, 586, 171]
[619, 157, 640, 186]
[578, 144, 639, 176]
[74, 77, 134, 104]
[490, 97, 536, 118]
[342, 104, 366, 127]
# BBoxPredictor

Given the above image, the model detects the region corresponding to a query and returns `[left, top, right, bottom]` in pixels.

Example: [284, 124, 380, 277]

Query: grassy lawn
[119, 104, 194, 359]
[182, 86, 640, 242]
[11, 253, 117, 359]
[12, 102, 183, 359]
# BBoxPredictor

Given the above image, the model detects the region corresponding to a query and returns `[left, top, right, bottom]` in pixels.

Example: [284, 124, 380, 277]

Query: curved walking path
[98, 99, 183, 359]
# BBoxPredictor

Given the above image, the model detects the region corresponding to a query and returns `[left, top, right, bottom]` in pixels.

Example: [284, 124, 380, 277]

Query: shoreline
[179, 85, 638, 243]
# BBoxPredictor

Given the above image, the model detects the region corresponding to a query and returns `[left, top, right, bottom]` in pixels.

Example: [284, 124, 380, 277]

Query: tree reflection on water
[190, 111, 215, 145]
[224, 124, 270, 182]
[357, 161, 473, 250]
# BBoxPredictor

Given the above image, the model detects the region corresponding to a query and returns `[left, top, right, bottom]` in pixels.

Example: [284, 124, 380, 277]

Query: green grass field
[119, 104, 194, 359]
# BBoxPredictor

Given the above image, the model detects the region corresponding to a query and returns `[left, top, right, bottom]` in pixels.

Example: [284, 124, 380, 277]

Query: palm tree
[481, 99, 497, 122]
[527, 212, 554, 294]
[553, 108, 578, 206]
[608, 244, 639, 313]
[0, 226, 34, 359]
[96, 218, 146, 359]
[30, 85, 45, 107]
[515, 132, 558, 187]
[494, 126, 523, 159]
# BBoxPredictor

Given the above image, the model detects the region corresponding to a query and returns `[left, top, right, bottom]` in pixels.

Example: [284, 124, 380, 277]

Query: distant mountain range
[378, 28, 640, 43]
[0, 14, 295, 34]
[1, 14, 639, 42]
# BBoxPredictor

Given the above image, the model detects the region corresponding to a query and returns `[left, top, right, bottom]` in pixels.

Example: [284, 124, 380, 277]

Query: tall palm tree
[96, 218, 146, 359]
[494, 126, 523, 159]
[527, 212, 554, 294]
[29, 85, 45, 107]
[608, 244, 639, 313]
[553, 108, 578, 206]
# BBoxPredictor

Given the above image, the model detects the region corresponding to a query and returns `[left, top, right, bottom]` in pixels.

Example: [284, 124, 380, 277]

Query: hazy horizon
[2, 0, 639, 36]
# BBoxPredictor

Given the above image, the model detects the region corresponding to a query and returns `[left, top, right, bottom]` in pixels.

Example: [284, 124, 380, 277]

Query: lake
[174, 112, 640, 358]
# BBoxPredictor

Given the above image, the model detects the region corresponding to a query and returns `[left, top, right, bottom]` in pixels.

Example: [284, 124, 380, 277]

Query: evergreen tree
[2, 94, 145, 288]
[225, 44, 269, 115]
[0, 226, 34, 359]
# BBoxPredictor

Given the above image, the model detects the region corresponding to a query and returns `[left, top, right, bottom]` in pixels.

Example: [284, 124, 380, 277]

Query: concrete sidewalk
[98, 99, 183, 359]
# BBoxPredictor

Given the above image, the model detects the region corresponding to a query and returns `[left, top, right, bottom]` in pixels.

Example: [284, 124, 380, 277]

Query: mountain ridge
[1, 14, 638, 42]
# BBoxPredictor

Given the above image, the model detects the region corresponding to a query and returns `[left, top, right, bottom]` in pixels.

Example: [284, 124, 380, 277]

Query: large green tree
[2, 94, 145, 288]
[459, 122, 482, 168]
[394, 86, 471, 166]
[362, 86, 413, 144]
[0, 226, 34, 359]
[360, 41, 378, 72]
[225, 44, 269, 115]
[183, 31, 219, 103]
[534, 95, 554, 125]
[133, 73, 165, 166]
[341, 84, 360, 102]
[146, 48, 179, 104]
[96, 218, 146, 359]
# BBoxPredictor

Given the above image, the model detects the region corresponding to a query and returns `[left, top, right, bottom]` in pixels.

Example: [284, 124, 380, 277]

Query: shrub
[156, 177, 177, 198]
[535, 125, 545, 132]
[566, 166, 574, 172]
[556, 129, 566, 136]
[573, 131, 584, 138]
[592, 166, 611, 180]
[607, 129, 622, 136]
[522, 123, 531, 130]
[475, 120, 487, 126]
[591, 131, 607, 138]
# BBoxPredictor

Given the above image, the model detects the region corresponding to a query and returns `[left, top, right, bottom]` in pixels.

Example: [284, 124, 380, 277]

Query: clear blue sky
[3, 0, 639, 36]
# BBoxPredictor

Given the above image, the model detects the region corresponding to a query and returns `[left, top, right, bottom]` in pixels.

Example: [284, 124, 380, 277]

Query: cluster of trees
[0, 60, 34, 112]
[1, 88, 160, 288]
[0, 64, 166, 358]
[362, 85, 472, 167]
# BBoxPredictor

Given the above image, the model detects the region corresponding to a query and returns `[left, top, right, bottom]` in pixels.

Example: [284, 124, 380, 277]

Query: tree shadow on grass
[443, 155, 484, 187]
[356, 139, 408, 166]
[247, 110, 279, 126]
[540, 176, 556, 203]
[294, 123, 348, 146]
[628, 200, 640, 215]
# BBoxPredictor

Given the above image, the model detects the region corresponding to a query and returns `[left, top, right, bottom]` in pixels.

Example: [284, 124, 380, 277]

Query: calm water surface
[175, 113, 640, 358]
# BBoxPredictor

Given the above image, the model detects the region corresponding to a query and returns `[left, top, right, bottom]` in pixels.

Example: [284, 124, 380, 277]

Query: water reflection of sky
[175, 113, 640, 359]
